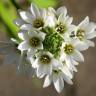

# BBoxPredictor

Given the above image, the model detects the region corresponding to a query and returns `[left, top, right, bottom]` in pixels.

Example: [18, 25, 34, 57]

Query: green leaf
[29, 0, 57, 8]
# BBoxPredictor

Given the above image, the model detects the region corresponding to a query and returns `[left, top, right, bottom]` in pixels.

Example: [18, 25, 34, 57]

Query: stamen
[29, 37, 40, 47]
[40, 54, 51, 64]
[76, 29, 85, 41]
[64, 44, 74, 55]
[33, 18, 44, 28]
[56, 23, 67, 34]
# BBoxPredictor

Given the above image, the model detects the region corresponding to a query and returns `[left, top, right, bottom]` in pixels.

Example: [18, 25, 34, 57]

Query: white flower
[45, 7, 75, 38]
[75, 16, 96, 50]
[32, 51, 61, 77]
[14, 4, 46, 31]
[60, 39, 84, 70]
[43, 68, 73, 93]
[18, 30, 45, 57]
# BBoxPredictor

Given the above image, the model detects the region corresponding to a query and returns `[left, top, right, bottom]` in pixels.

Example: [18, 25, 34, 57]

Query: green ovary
[43, 33, 63, 57]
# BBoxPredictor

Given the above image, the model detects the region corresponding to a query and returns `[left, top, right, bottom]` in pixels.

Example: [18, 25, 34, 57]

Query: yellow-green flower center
[40, 54, 51, 64]
[64, 44, 74, 55]
[29, 37, 40, 47]
[56, 23, 67, 34]
[76, 29, 85, 41]
[33, 18, 44, 28]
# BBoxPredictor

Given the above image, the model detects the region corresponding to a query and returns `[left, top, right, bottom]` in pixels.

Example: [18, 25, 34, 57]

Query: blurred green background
[0, 0, 96, 96]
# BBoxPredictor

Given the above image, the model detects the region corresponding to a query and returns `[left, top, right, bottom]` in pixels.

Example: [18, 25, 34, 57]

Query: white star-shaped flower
[14, 4, 46, 31]
[18, 30, 46, 57]
[60, 39, 84, 70]
[43, 67, 73, 93]
[32, 51, 61, 78]
[75, 16, 96, 50]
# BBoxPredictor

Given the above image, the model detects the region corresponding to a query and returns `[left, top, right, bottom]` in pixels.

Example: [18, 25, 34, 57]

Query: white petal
[32, 59, 39, 68]
[78, 16, 89, 28]
[86, 40, 95, 47]
[18, 31, 28, 40]
[30, 58, 39, 68]
[30, 3, 40, 17]
[37, 65, 45, 77]
[75, 40, 89, 51]
[53, 77, 64, 93]
[66, 16, 73, 25]
[56, 6, 67, 17]
[63, 74, 73, 85]
[87, 31, 96, 39]
[18, 41, 30, 51]
[19, 10, 33, 23]
[27, 48, 36, 58]
[43, 75, 52, 88]
[20, 24, 32, 30]
[13, 19, 25, 27]
[72, 50, 84, 62]
[61, 65, 73, 79]
[28, 30, 37, 37]
[67, 25, 76, 33]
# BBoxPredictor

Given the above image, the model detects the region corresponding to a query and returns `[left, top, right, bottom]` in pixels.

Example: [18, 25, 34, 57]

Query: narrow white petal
[56, 6, 67, 17]
[18, 31, 28, 40]
[19, 10, 33, 23]
[43, 75, 52, 88]
[53, 78, 64, 93]
[86, 40, 95, 47]
[75, 40, 89, 51]
[66, 17, 73, 25]
[13, 19, 25, 27]
[63, 74, 73, 85]
[27, 48, 36, 58]
[30, 3, 40, 17]
[72, 50, 84, 62]
[20, 24, 32, 30]
[78, 16, 89, 28]
[18, 41, 30, 51]
[32, 59, 39, 68]
[61, 65, 73, 79]
[87, 31, 96, 39]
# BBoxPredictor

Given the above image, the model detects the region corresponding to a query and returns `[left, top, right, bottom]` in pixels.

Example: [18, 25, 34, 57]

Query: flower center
[53, 69, 61, 74]
[29, 37, 40, 47]
[33, 18, 44, 28]
[76, 29, 85, 41]
[40, 54, 51, 64]
[64, 44, 74, 55]
[56, 23, 67, 34]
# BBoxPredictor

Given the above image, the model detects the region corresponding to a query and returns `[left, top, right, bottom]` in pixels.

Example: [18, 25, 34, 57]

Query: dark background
[0, 0, 96, 96]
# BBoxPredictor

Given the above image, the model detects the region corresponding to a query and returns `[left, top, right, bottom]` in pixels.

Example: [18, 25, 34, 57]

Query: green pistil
[43, 32, 63, 58]
[64, 44, 74, 55]
[56, 23, 67, 34]
[33, 18, 44, 28]
[40, 54, 51, 64]
[76, 29, 85, 41]
[29, 37, 40, 47]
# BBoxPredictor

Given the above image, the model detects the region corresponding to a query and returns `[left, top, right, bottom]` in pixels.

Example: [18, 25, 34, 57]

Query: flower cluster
[1, 3, 96, 93]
